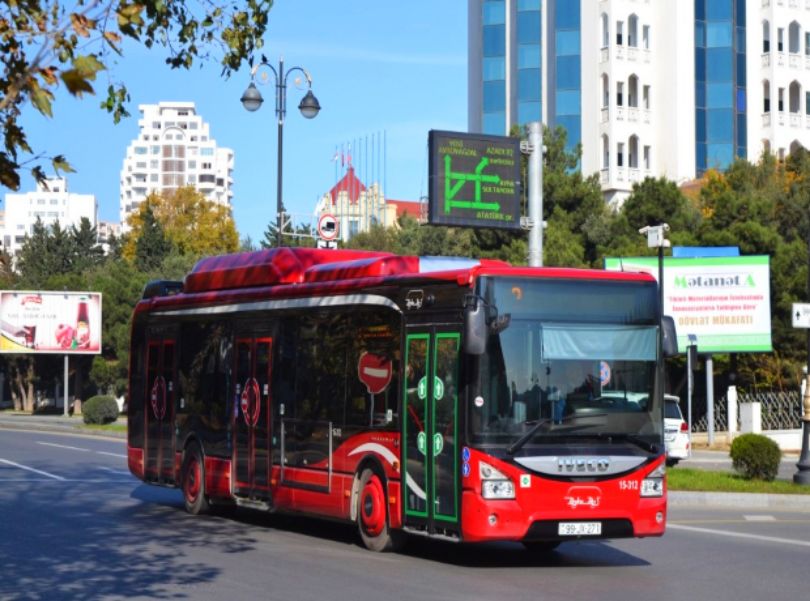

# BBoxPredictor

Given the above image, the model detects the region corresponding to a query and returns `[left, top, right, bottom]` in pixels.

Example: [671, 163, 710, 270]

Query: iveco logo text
[673, 273, 755, 289]
[557, 457, 610, 473]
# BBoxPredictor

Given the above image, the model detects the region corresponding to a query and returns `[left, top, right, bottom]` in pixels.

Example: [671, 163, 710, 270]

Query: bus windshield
[469, 276, 663, 449]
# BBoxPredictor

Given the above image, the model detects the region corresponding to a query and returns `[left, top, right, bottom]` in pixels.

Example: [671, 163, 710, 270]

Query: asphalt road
[1, 430, 809, 601]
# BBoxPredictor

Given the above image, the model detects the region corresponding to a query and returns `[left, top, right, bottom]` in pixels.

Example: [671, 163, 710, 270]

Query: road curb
[669, 490, 810, 511]
[0, 420, 126, 440]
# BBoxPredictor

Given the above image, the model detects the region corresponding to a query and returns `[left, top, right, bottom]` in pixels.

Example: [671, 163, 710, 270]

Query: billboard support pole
[706, 354, 714, 446]
[63, 355, 69, 417]
[527, 121, 543, 267]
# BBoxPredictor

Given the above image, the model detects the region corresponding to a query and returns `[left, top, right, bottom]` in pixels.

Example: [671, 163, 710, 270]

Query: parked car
[664, 394, 689, 466]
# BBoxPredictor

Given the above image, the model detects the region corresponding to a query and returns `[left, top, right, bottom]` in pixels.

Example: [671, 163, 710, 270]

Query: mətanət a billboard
[604, 256, 771, 354]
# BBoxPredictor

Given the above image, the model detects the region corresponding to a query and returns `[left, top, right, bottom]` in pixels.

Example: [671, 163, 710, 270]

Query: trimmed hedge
[730, 433, 782, 481]
[83, 395, 120, 425]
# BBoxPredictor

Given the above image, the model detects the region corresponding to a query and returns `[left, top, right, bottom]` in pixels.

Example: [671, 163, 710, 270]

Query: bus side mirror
[464, 296, 487, 355]
[661, 316, 678, 358]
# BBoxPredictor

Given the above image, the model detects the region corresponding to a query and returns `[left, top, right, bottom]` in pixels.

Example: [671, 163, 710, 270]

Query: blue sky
[15, 1, 468, 244]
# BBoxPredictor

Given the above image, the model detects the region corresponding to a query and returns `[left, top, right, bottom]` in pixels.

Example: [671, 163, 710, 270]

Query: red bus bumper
[460, 454, 667, 543]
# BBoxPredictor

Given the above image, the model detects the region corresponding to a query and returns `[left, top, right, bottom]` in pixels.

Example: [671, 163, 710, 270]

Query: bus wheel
[357, 469, 403, 552]
[182, 442, 210, 515]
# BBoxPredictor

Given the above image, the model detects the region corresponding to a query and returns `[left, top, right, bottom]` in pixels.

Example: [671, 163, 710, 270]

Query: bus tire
[182, 442, 211, 515]
[357, 468, 403, 552]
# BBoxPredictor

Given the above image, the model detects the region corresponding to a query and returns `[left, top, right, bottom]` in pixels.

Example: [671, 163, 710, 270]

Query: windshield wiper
[591, 432, 660, 454]
[506, 412, 608, 455]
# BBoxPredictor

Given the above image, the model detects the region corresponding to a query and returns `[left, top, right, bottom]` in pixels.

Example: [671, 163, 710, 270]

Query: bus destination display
[428, 130, 521, 230]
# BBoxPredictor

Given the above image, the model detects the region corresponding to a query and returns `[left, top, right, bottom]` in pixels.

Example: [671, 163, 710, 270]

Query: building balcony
[790, 113, 802, 128]
[643, 109, 651, 124]
[778, 111, 786, 126]
[600, 47, 609, 63]
[628, 168, 642, 183]
[790, 54, 801, 69]
[616, 45, 626, 61]
[777, 53, 786, 67]
[616, 106, 625, 121]
[763, 112, 772, 127]
[762, 53, 770, 68]
[600, 169, 609, 185]
[601, 107, 609, 123]
[628, 107, 639, 122]
[627, 47, 638, 62]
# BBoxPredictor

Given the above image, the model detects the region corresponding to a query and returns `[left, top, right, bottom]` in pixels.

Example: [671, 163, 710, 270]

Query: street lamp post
[241, 56, 321, 247]
[640, 224, 671, 447]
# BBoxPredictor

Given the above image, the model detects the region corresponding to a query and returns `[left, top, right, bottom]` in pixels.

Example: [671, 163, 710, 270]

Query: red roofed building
[314, 167, 425, 243]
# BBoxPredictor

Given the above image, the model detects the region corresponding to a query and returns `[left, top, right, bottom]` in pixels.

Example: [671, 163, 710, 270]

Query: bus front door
[233, 337, 273, 500]
[402, 329, 460, 535]
[144, 338, 177, 483]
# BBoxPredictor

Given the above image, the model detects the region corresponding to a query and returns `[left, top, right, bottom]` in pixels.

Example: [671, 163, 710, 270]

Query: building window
[789, 21, 801, 55]
[628, 15, 638, 48]
[616, 20, 623, 46]
[778, 87, 785, 112]
[602, 135, 610, 169]
[601, 13, 609, 49]
[617, 142, 624, 167]
[134, 146, 147, 155]
[602, 74, 610, 108]
[778, 28, 784, 53]
[643, 85, 650, 109]
[643, 25, 650, 50]
[764, 80, 771, 112]
[763, 21, 770, 53]
[643, 145, 651, 170]
[616, 81, 624, 106]
[628, 75, 639, 108]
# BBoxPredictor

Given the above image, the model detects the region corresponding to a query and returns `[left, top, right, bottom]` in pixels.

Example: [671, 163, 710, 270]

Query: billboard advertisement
[0, 291, 102, 354]
[428, 130, 522, 230]
[604, 256, 771, 354]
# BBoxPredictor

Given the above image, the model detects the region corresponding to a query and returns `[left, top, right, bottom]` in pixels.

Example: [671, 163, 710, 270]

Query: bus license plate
[558, 522, 602, 536]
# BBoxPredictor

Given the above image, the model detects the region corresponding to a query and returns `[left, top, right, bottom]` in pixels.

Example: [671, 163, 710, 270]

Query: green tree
[134, 203, 173, 271]
[1, 0, 273, 189]
[71, 217, 105, 272]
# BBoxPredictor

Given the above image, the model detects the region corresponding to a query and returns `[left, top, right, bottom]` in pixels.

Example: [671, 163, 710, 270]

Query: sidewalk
[0, 411, 126, 439]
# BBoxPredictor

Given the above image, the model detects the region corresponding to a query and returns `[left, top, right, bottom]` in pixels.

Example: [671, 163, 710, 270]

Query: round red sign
[357, 352, 393, 395]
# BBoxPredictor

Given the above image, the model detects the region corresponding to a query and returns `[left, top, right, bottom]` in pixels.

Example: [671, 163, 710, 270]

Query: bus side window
[345, 311, 399, 429]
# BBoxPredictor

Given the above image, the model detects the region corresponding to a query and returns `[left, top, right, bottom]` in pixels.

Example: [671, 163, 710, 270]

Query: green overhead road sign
[429, 130, 521, 230]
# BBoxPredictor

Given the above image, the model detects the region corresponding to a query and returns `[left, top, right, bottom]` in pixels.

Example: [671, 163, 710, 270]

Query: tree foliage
[0, 0, 273, 189]
[123, 187, 239, 262]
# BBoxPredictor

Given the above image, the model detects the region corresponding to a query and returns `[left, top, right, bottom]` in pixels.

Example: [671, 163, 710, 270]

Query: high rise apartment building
[119, 102, 233, 227]
[2, 177, 97, 256]
[469, 0, 810, 204]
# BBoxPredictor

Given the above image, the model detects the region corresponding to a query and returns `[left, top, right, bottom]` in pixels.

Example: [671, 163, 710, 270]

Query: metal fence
[687, 391, 804, 433]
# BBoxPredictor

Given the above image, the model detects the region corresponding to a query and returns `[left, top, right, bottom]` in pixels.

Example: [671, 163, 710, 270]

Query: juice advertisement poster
[0, 291, 102, 354]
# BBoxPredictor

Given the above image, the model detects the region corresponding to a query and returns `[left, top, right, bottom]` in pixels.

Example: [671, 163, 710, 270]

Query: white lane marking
[744, 515, 776, 522]
[95, 451, 127, 458]
[0, 458, 65, 480]
[0, 479, 133, 483]
[668, 523, 810, 548]
[37, 441, 90, 452]
[98, 467, 131, 475]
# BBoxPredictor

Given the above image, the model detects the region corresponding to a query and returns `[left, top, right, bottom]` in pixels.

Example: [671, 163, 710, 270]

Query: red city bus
[127, 247, 676, 552]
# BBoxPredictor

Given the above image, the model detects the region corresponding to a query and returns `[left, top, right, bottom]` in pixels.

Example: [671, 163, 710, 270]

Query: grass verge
[668, 467, 810, 495]
[81, 423, 127, 434]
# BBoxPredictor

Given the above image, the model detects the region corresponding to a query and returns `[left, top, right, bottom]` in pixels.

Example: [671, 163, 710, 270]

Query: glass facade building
[550, 1, 581, 151]
[517, 0, 542, 126]
[694, 0, 747, 173]
[482, 0, 507, 134]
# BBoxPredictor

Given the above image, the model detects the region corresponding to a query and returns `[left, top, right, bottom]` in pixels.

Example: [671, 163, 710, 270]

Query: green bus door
[403, 329, 460, 533]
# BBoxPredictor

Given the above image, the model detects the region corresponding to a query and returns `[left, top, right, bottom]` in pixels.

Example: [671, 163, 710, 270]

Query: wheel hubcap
[360, 475, 385, 537]
[186, 457, 200, 503]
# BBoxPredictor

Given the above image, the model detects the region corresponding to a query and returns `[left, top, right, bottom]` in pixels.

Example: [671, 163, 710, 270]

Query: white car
[664, 394, 689, 466]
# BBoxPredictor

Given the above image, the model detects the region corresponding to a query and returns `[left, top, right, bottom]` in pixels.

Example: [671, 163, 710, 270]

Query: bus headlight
[480, 461, 515, 499]
[641, 464, 665, 497]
